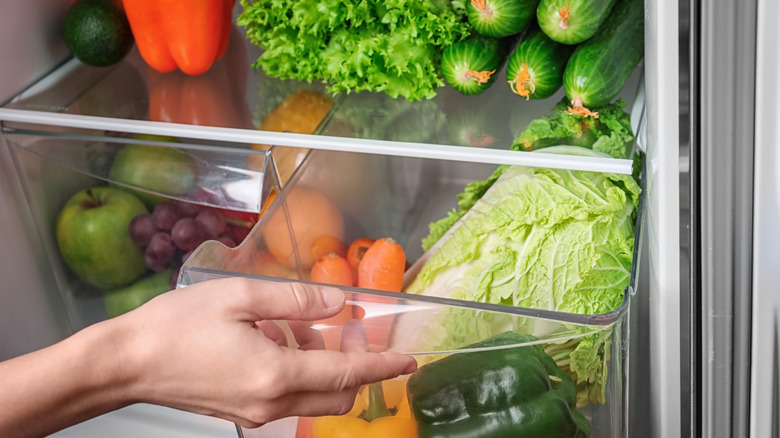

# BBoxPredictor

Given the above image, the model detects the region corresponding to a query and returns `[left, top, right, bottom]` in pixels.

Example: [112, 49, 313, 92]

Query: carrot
[347, 237, 375, 276]
[357, 238, 406, 292]
[310, 235, 348, 264]
[295, 417, 314, 438]
[355, 238, 406, 352]
[309, 253, 354, 350]
[310, 253, 354, 286]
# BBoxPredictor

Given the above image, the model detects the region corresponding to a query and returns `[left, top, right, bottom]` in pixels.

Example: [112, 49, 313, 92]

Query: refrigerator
[0, 0, 777, 437]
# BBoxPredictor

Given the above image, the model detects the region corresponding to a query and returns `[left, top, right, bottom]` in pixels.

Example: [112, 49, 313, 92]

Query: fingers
[287, 321, 325, 350]
[339, 319, 369, 353]
[228, 279, 346, 322]
[284, 349, 417, 394]
[256, 321, 288, 347]
[232, 387, 361, 429]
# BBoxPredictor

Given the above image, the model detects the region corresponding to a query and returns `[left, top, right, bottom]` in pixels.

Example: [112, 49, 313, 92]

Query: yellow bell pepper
[313, 415, 418, 438]
[311, 381, 417, 438]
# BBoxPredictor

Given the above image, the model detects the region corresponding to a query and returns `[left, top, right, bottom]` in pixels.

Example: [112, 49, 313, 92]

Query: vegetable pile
[405, 146, 641, 406]
[237, 0, 643, 108]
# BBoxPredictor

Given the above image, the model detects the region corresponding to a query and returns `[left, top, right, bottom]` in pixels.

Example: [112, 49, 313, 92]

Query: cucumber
[441, 35, 510, 95]
[467, 0, 540, 38]
[563, 0, 644, 112]
[537, 0, 619, 45]
[505, 28, 575, 100]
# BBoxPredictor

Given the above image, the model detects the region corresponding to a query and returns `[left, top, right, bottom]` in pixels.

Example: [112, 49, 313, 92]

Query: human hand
[109, 277, 418, 428]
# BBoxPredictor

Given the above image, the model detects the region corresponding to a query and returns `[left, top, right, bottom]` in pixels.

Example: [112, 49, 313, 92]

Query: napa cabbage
[404, 146, 641, 405]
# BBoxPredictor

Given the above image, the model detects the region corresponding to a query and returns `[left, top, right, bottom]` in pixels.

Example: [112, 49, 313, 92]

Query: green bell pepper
[407, 331, 591, 438]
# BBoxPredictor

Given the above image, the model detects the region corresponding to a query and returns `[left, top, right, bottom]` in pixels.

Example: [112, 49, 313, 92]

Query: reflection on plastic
[147, 25, 253, 129]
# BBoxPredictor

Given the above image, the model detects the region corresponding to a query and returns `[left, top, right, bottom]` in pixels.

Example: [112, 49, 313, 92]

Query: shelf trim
[0, 108, 634, 174]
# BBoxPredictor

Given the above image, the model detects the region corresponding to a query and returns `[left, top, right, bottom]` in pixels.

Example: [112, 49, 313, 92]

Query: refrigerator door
[697, 0, 758, 437]
[751, 0, 780, 434]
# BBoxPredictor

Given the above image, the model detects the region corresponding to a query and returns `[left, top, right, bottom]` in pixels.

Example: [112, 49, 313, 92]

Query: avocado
[63, 0, 134, 67]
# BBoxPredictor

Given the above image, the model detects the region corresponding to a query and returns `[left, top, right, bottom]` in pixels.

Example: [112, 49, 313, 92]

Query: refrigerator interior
[0, 1, 692, 437]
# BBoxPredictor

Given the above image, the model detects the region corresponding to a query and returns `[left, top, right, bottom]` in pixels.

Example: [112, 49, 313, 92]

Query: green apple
[108, 134, 197, 207]
[104, 269, 172, 318]
[56, 187, 148, 290]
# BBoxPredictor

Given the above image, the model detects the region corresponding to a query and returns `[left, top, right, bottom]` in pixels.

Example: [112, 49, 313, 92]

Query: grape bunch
[128, 200, 253, 287]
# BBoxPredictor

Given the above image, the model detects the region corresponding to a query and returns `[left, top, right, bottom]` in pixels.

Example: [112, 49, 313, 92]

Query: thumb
[237, 280, 346, 322]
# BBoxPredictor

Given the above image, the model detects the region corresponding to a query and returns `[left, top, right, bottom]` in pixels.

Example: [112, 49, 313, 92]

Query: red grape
[128, 213, 158, 246]
[174, 200, 201, 218]
[152, 201, 180, 231]
[195, 208, 226, 239]
[145, 232, 176, 271]
[171, 217, 205, 251]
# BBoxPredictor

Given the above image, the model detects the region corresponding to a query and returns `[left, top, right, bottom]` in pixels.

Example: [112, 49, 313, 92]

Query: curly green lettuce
[238, 0, 469, 101]
[512, 99, 634, 159]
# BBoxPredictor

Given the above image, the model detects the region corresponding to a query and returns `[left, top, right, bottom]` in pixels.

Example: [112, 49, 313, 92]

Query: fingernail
[322, 287, 345, 309]
[403, 359, 418, 375]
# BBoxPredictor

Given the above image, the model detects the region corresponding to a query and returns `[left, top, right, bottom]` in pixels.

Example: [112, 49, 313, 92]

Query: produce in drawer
[512, 98, 635, 158]
[310, 253, 354, 287]
[357, 238, 407, 293]
[56, 187, 149, 290]
[467, 0, 540, 37]
[262, 186, 345, 269]
[347, 237, 375, 278]
[248, 89, 335, 185]
[407, 331, 591, 438]
[562, 0, 644, 115]
[403, 146, 641, 405]
[537, 0, 619, 45]
[309, 235, 349, 263]
[237, 0, 469, 101]
[103, 269, 173, 318]
[107, 135, 197, 208]
[506, 28, 575, 100]
[305, 380, 417, 438]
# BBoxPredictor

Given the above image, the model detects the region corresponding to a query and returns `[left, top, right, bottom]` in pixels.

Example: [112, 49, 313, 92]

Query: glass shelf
[0, 24, 644, 175]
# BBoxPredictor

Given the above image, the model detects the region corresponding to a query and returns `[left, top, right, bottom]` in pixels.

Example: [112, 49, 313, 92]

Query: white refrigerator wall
[0, 0, 73, 360]
[643, 0, 682, 436]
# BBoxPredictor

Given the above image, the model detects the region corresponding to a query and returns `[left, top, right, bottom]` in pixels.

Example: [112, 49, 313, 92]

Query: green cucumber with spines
[563, 0, 644, 111]
[441, 34, 511, 95]
[537, 0, 619, 45]
[505, 28, 575, 100]
[467, 0, 540, 38]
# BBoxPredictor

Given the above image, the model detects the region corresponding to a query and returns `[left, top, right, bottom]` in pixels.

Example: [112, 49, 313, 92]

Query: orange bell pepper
[146, 24, 253, 129]
[124, 0, 235, 75]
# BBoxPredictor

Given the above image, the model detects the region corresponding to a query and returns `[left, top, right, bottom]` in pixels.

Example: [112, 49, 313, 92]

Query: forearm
[0, 318, 135, 438]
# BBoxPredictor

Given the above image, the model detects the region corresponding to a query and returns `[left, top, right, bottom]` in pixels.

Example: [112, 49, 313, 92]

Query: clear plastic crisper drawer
[2, 130, 277, 331]
[180, 148, 645, 438]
